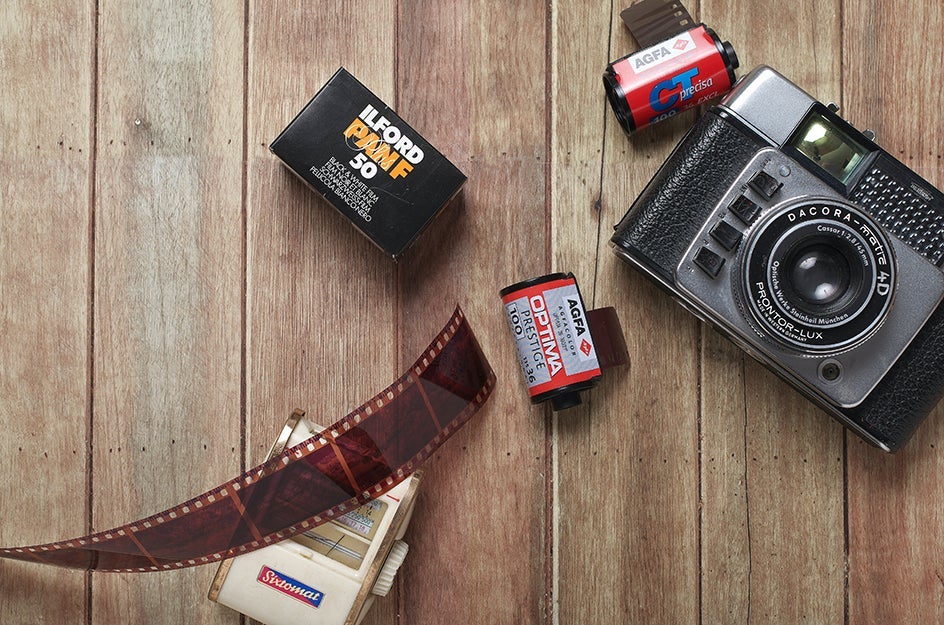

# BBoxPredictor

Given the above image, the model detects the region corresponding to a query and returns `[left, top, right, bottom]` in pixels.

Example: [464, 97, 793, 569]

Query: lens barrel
[741, 201, 895, 352]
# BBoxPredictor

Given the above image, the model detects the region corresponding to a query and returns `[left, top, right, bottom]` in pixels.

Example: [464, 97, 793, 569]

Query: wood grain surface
[1, 1, 942, 624]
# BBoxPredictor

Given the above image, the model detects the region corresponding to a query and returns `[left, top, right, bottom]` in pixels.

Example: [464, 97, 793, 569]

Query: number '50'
[349, 153, 377, 179]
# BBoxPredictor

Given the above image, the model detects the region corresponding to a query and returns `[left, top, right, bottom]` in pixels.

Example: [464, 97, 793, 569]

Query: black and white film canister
[500, 273, 603, 411]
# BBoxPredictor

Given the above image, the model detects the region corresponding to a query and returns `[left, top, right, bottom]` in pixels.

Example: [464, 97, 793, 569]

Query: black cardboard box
[270, 68, 467, 259]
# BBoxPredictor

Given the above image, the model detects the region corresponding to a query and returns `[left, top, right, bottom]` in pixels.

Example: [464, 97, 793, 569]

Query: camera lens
[779, 237, 866, 318]
[787, 244, 849, 305]
[741, 201, 895, 352]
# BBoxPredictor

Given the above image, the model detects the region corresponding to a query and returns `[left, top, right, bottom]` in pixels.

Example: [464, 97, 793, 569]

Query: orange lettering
[364, 141, 401, 171]
[390, 160, 413, 180]
[342, 118, 370, 140]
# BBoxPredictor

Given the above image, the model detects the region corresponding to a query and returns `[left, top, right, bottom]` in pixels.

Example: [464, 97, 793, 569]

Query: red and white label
[502, 277, 601, 398]
[612, 25, 735, 130]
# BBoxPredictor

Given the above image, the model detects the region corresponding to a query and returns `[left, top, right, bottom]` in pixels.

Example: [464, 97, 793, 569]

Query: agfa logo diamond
[580, 339, 593, 357]
[673, 39, 689, 51]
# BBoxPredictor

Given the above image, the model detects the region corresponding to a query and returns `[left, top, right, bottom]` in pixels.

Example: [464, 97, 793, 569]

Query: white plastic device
[208, 412, 422, 625]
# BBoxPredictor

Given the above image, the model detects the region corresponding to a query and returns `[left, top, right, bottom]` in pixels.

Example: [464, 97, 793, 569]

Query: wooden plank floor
[1, 1, 942, 623]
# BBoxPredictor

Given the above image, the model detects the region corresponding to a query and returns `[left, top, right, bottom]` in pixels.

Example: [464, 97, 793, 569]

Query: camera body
[612, 66, 944, 451]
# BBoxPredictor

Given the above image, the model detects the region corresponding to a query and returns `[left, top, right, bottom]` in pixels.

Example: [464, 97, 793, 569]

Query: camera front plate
[675, 149, 944, 409]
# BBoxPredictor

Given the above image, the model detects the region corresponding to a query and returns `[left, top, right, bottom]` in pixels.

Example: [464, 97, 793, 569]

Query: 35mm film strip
[0, 306, 495, 572]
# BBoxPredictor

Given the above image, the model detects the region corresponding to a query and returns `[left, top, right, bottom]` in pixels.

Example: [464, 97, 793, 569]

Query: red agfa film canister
[604, 24, 738, 134]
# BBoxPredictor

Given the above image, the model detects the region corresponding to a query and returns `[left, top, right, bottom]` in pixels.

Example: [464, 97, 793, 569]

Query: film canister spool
[500, 273, 628, 411]
[603, 24, 739, 134]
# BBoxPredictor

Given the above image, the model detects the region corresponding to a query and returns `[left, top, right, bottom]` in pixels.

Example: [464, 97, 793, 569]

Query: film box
[270, 68, 467, 259]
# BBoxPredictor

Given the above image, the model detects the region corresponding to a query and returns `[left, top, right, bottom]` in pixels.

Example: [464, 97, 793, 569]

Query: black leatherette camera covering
[849, 304, 944, 450]
[612, 111, 765, 283]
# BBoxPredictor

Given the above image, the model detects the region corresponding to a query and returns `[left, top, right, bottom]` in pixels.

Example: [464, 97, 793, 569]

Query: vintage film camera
[611, 66, 944, 451]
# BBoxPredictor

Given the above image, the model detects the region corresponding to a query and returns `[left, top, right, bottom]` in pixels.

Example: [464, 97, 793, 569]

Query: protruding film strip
[620, 0, 695, 48]
[0, 306, 495, 572]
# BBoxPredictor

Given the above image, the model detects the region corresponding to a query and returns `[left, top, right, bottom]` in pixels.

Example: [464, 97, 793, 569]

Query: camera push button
[748, 170, 783, 199]
[693, 246, 725, 278]
[709, 220, 743, 251]
[728, 194, 761, 225]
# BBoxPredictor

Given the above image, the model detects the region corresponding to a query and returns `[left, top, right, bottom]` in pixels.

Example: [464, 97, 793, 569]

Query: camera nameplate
[743, 204, 895, 350]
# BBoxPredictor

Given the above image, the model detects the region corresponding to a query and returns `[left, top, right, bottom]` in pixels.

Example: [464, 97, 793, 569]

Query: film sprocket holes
[612, 66, 944, 451]
[270, 68, 466, 259]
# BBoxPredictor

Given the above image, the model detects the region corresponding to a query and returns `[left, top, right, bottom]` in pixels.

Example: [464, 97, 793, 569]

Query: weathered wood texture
[0, 2, 92, 623]
[91, 2, 244, 623]
[700, 2, 847, 624]
[396, 0, 548, 623]
[554, 2, 702, 624]
[245, 3, 397, 625]
[844, 1, 944, 624]
[0, 1, 942, 624]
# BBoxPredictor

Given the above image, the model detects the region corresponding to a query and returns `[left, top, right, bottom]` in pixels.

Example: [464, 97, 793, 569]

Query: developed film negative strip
[619, 0, 695, 48]
[0, 306, 495, 572]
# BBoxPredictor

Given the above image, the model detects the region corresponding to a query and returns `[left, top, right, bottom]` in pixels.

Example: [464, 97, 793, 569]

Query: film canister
[603, 24, 739, 134]
[500, 273, 628, 411]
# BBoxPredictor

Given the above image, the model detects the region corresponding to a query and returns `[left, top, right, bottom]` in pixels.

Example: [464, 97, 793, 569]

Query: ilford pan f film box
[270, 68, 467, 259]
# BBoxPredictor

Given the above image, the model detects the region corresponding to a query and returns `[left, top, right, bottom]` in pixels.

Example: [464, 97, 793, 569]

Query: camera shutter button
[710, 220, 743, 251]
[748, 170, 783, 199]
[693, 246, 725, 278]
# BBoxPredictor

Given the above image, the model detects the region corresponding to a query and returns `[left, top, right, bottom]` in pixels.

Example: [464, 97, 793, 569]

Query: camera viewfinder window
[789, 111, 870, 185]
